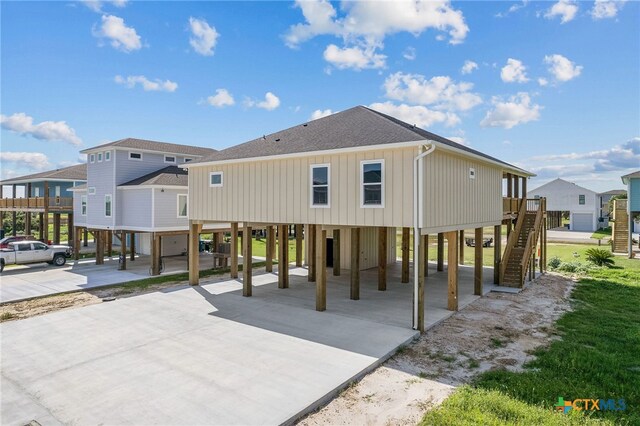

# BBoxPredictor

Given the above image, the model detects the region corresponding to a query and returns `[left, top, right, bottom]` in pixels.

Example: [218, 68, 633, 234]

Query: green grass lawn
[421, 267, 640, 425]
[547, 243, 639, 271]
[591, 227, 612, 240]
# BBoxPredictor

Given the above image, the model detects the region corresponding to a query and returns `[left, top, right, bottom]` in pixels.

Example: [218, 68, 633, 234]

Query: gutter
[413, 143, 436, 330]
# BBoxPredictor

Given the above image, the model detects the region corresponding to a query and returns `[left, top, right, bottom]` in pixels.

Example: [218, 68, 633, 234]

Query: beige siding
[422, 150, 503, 233]
[189, 148, 417, 228]
[338, 227, 397, 270]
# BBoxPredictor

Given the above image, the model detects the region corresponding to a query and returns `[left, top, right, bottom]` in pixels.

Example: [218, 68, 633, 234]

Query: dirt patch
[0, 280, 187, 322]
[298, 273, 575, 425]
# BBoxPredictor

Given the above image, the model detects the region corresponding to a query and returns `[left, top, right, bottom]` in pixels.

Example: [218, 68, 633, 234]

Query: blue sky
[1, 0, 638, 192]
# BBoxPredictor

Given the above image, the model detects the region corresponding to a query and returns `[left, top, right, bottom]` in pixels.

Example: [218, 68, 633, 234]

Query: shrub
[547, 256, 562, 269]
[557, 261, 591, 274]
[585, 248, 615, 267]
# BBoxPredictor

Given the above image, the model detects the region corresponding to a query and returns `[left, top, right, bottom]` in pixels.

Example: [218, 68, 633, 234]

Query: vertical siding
[338, 227, 397, 270]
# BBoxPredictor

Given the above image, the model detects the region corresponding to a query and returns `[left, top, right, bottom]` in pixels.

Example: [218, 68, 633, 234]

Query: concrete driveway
[1, 268, 418, 425]
[0, 253, 242, 304]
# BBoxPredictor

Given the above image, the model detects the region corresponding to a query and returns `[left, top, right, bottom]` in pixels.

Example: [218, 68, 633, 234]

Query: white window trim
[105, 151, 111, 161]
[97, 152, 103, 162]
[89, 154, 95, 163]
[88, 187, 96, 195]
[310, 164, 331, 208]
[105, 194, 112, 217]
[129, 152, 143, 161]
[579, 195, 586, 205]
[177, 194, 188, 218]
[360, 159, 385, 209]
[164, 155, 177, 164]
[81, 195, 87, 216]
[34, 187, 40, 197]
[209, 171, 224, 187]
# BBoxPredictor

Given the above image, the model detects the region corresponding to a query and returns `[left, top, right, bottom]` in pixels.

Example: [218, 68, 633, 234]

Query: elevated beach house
[183, 106, 546, 332]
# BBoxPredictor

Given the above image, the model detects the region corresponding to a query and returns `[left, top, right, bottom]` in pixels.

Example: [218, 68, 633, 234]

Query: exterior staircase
[500, 198, 545, 288]
[612, 199, 628, 253]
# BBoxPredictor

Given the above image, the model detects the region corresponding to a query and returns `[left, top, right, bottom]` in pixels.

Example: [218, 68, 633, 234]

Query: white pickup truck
[0, 241, 72, 272]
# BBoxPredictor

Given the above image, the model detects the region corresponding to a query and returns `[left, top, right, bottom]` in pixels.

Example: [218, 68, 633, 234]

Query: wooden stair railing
[499, 198, 527, 284]
[519, 201, 544, 286]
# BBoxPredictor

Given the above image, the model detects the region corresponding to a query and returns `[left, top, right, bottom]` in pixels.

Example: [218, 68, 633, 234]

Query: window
[177, 194, 188, 218]
[97, 152, 103, 162]
[81, 195, 87, 215]
[129, 152, 142, 161]
[165, 155, 176, 164]
[88, 187, 96, 195]
[184, 158, 193, 163]
[310, 164, 330, 207]
[33, 242, 47, 250]
[105, 194, 112, 217]
[34, 187, 40, 197]
[579, 195, 586, 205]
[534, 195, 540, 200]
[361, 160, 384, 207]
[16, 243, 32, 251]
[469, 168, 476, 179]
[55, 186, 61, 197]
[105, 151, 111, 161]
[89, 154, 95, 163]
[209, 171, 223, 187]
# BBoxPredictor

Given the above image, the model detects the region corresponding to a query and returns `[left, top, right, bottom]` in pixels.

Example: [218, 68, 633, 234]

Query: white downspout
[413, 143, 436, 330]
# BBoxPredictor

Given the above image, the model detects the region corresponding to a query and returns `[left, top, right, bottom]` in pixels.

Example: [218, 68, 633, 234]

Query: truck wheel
[53, 254, 67, 267]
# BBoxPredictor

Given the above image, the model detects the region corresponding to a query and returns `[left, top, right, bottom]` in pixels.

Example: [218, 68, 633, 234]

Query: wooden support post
[130, 232, 135, 261]
[188, 223, 202, 284]
[423, 234, 429, 277]
[437, 233, 444, 271]
[507, 173, 513, 198]
[25, 212, 32, 236]
[266, 226, 274, 272]
[278, 224, 289, 289]
[42, 212, 49, 243]
[53, 213, 61, 244]
[458, 230, 465, 265]
[446, 231, 458, 311]
[308, 224, 316, 282]
[67, 213, 73, 245]
[401, 227, 410, 283]
[506, 220, 512, 238]
[315, 226, 327, 311]
[332, 229, 340, 276]
[378, 227, 387, 291]
[494, 225, 502, 284]
[230, 222, 239, 279]
[11, 184, 17, 236]
[83, 228, 88, 246]
[106, 231, 112, 258]
[95, 230, 104, 265]
[514, 176, 520, 199]
[417, 228, 425, 332]
[151, 233, 161, 275]
[243, 224, 252, 296]
[38, 212, 44, 240]
[73, 227, 81, 260]
[119, 230, 127, 271]
[295, 224, 303, 267]
[474, 227, 483, 295]
[522, 176, 527, 198]
[350, 228, 360, 300]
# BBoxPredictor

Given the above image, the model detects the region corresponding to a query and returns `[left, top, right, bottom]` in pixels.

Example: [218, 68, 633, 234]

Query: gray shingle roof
[119, 166, 188, 187]
[598, 189, 626, 196]
[193, 106, 529, 174]
[0, 164, 87, 185]
[81, 138, 216, 157]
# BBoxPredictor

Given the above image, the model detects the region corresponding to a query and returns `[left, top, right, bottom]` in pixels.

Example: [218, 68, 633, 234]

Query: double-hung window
[105, 194, 112, 217]
[361, 160, 384, 207]
[81, 195, 87, 215]
[579, 195, 585, 205]
[177, 194, 188, 218]
[310, 164, 330, 207]
[105, 151, 111, 161]
[89, 154, 95, 163]
[97, 152, 103, 162]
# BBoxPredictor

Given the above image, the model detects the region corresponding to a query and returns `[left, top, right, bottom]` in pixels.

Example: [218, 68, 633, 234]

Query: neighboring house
[527, 178, 599, 232]
[183, 106, 544, 332]
[620, 171, 640, 256]
[71, 138, 222, 273]
[0, 164, 87, 243]
[598, 189, 626, 228]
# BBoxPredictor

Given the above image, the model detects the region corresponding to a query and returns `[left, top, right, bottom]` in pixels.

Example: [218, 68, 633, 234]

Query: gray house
[71, 138, 222, 273]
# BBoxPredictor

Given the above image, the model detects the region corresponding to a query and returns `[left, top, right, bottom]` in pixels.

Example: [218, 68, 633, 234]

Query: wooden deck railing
[0, 196, 72, 210]
[503, 197, 520, 214]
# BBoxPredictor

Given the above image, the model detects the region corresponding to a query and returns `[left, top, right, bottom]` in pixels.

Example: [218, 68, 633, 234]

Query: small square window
[88, 187, 96, 195]
[129, 152, 142, 161]
[469, 168, 476, 179]
[579, 195, 585, 205]
[361, 160, 384, 207]
[209, 172, 223, 187]
[97, 152, 103, 162]
[105, 151, 111, 161]
[89, 154, 95, 163]
[165, 155, 176, 164]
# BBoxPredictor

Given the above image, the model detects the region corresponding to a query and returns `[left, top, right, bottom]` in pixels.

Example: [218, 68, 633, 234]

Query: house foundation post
[332, 229, 340, 276]
[446, 231, 459, 311]
[119, 230, 127, 271]
[296, 224, 303, 267]
[494, 225, 502, 284]
[243, 223, 253, 296]
[53, 213, 61, 244]
[230, 222, 239, 279]
[266, 225, 274, 272]
[401, 227, 410, 283]
[437, 233, 444, 271]
[151, 233, 161, 276]
[308, 224, 316, 282]
[350, 227, 360, 300]
[130, 232, 135, 261]
[95, 230, 104, 265]
[474, 227, 483, 295]
[458, 230, 465, 265]
[378, 227, 387, 291]
[278, 224, 289, 289]
[315, 226, 327, 311]
[73, 226, 81, 260]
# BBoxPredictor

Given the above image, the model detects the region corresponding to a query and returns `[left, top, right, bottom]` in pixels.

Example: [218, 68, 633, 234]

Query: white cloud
[500, 58, 529, 83]
[544, 0, 578, 24]
[114, 75, 178, 92]
[383, 72, 482, 112]
[206, 89, 235, 108]
[310, 109, 334, 120]
[323, 43, 386, 70]
[246, 92, 281, 111]
[480, 92, 541, 129]
[446, 136, 466, 145]
[538, 77, 549, 86]
[188, 17, 219, 56]
[461, 60, 478, 75]
[544, 54, 583, 82]
[93, 14, 141, 52]
[591, 0, 627, 19]
[369, 102, 460, 128]
[82, 0, 127, 13]
[495, 0, 529, 18]
[0, 113, 82, 146]
[403, 47, 416, 61]
[0, 152, 51, 171]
